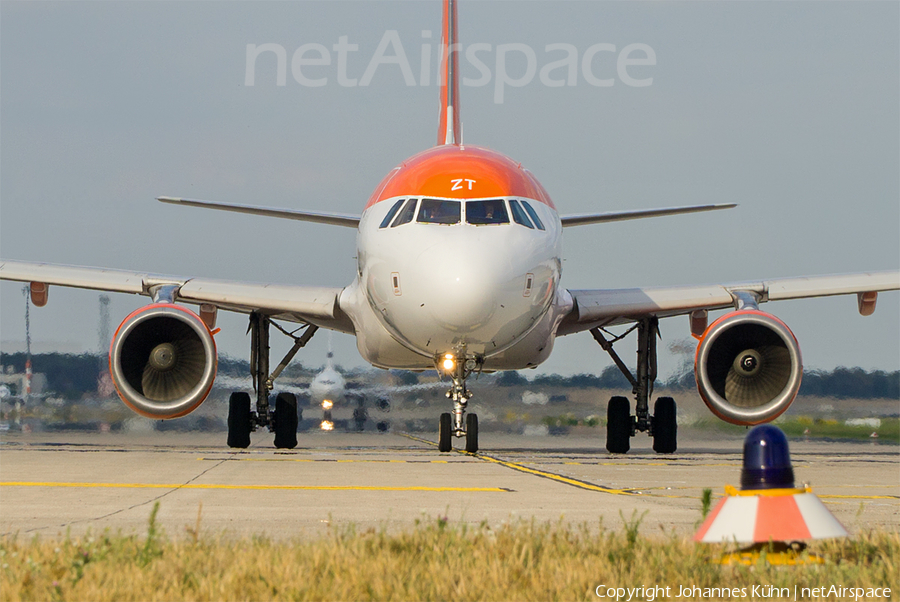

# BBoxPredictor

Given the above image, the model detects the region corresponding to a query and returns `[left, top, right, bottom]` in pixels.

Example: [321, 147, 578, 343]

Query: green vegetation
[686, 417, 899, 442]
[2, 510, 897, 602]
[700, 489, 713, 520]
[3, 352, 896, 401]
[541, 413, 599, 428]
[665, 366, 899, 399]
[777, 417, 900, 442]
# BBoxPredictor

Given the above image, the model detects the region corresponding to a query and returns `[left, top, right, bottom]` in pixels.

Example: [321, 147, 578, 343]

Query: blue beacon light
[740, 424, 795, 490]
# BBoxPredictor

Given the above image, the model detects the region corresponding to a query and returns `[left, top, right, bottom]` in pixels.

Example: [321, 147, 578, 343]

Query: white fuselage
[339, 195, 573, 370]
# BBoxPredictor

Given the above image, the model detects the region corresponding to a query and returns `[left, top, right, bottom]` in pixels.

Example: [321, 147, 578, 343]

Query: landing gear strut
[226, 312, 318, 449]
[437, 349, 481, 453]
[591, 316, 677, 454]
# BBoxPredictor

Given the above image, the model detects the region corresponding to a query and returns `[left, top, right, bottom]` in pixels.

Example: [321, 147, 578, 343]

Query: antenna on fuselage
[437, 0, 461, 146]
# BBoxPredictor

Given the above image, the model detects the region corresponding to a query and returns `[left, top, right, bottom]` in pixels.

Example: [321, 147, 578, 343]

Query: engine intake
[110, 304, 217, 419]
[695, 310, 801, 425]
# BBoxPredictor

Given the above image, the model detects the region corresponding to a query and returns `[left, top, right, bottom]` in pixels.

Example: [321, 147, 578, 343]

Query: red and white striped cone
[694, 485, 848, 544]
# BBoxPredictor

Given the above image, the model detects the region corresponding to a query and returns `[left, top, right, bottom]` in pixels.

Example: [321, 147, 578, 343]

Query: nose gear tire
[465, 413, 479, 453]
[439, 412, 452, 452]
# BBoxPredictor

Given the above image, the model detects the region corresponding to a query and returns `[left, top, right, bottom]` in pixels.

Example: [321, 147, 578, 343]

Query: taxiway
[1, 430, 896, 539]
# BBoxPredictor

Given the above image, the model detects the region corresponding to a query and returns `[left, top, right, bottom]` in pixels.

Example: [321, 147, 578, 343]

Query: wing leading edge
[157, 197, 361, 228]
[561, 270, 900, 335]
[560, 203, 736, 227]
[0, 260, 352, 332]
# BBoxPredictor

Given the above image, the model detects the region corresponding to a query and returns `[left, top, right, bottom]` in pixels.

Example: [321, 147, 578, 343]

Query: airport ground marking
[818, 494, 899, 500]
[398, 433, 677, 497]
[196, 456, 469, 464]
[0, 481, 511, 493]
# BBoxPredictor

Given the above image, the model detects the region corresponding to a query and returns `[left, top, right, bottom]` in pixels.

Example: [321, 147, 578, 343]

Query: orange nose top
[366, 145, 555, 210]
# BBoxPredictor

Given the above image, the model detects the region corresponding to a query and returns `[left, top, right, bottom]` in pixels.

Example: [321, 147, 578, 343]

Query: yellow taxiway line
[398, 434, 898, 500]
[196, 457, 465, 464]
[0, 481, 510, 493]
[400, 433, 649, 497]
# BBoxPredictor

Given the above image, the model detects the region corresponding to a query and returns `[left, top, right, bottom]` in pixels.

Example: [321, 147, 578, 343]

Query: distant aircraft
[309, 349, 444, 432]
[309, 350, 346, 427]
[216, 345, 418, 433]
[308, 349, 365, 432]
[1, 0, 897, 454]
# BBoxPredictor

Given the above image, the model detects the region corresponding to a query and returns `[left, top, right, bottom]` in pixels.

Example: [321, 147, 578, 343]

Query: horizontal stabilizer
[158, 197, 361, 228]
[560, 203, 736, 227]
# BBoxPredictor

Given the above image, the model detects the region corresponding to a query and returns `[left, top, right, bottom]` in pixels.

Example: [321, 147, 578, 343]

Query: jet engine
[694, 310, 802, 425]
[109, 304, 217, 419]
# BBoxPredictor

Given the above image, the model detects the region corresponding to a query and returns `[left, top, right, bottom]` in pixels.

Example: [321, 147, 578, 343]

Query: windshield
[508, 200, 534, 229]
[520, 200, 545, 230]
[379, 199, 406, 228]
[466, 200, 509, 225]
[391, 198, 418, 227]
[417, 199, 461, 225]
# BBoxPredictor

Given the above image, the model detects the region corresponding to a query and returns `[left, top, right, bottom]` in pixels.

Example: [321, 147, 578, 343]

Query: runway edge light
[693, 425, 848, 565]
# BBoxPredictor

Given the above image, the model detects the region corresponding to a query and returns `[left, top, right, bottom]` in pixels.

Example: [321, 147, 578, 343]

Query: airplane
[1, 0, 897, 454]
[214, 343, 427, 432]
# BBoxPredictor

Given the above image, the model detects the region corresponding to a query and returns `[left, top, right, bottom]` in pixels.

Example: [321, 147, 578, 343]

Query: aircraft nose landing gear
[437, 350, 481, 453]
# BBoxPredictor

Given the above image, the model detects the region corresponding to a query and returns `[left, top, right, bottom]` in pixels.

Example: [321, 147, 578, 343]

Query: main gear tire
[227, 392, 252, 449]
[606, 396, 631, 454]
[652, 397, 677, 454]
[273, 392, 298, 449]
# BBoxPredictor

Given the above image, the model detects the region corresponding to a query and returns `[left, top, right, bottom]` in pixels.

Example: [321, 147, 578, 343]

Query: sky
[1, 1, 898, 380]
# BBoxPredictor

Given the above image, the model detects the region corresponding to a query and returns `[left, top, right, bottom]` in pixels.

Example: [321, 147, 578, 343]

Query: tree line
[1, 352, 897, 400]
[493, 365, 899, 399]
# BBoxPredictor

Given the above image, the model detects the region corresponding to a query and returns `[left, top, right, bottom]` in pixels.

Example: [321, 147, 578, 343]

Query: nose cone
[426, 261, 503, 331]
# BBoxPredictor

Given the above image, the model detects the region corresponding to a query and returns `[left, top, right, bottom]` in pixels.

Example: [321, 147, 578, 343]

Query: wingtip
[157, 196, 179, 203]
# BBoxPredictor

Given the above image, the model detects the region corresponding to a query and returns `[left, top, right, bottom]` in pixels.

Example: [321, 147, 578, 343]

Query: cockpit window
[391, 198, 418, 227]
[508, 200, 534, 229]
[466, 199, 509, 225]
[379, 199, 406, 229]
[417, 199, 461, 225]
[520, 200, 546, 230]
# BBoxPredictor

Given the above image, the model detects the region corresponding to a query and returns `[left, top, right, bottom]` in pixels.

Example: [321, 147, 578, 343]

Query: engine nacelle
[695, 310, 802, 425]
[109, 304, 217, 419]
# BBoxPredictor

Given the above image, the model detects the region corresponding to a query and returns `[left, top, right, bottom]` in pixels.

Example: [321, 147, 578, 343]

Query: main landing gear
[437, 349, 481, 454]
[227, 312, 318, 449]
[591, 317, 677, 454]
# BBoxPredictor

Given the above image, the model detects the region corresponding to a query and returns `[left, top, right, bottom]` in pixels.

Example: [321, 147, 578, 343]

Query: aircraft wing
[559, 203, 736, 227]
[560, 270, 900, 335]
[157, 197, 361, 228]
[0, 260, 352, 332]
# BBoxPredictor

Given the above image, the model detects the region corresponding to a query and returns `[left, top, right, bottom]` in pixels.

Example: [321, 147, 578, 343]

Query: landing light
[322, 399, 334, 410]
[442, 354, 455, 372]
[320, 420, 334, 431]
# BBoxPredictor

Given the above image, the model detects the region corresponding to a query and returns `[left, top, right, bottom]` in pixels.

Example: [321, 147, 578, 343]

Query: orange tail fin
[437, 0, 460, 146]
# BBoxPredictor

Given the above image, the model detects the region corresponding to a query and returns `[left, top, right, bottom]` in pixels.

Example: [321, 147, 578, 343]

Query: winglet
[437, 0, 461, 146]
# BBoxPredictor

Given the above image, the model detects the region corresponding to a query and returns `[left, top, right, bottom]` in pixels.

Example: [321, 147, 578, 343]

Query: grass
[2, 504, 897, 601]
[687, 416, 900, 442]
[777, 417, 899, 442]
